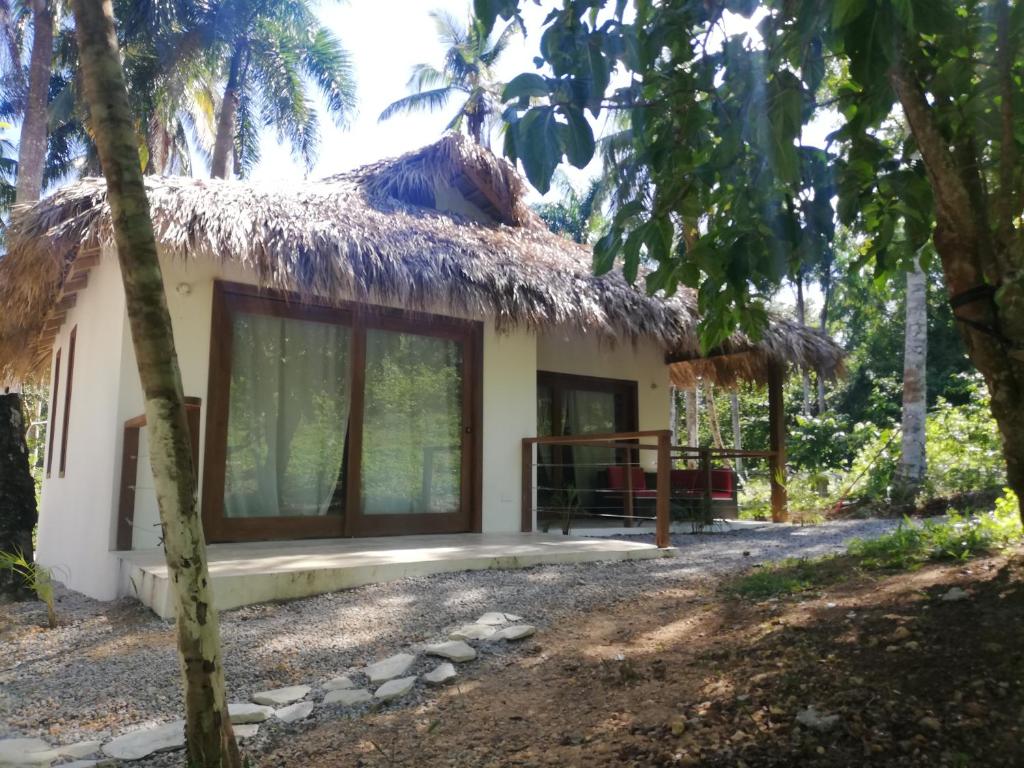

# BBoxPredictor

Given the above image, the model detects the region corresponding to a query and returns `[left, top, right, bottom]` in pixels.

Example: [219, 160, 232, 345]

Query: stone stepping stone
[322, 688, 373, 707]
[102, 721, 186, 761]
[228, 702, 275, 724]
[60, 761, 106, 768]
[252, 684, 311, 706]
[364, 652, 415, 683]
[425, 640, 476, 663]
[275, 701, 315, 724]
[476, 612, 522, 626]
[374, 676, 416, 702]
[323, 675, 357, 691]
[493, 624, 536, 641]
[423, 662, 457, 685]
[0, 737, 53, 766]
[57, 740, 104, 759]
[234, 723, 260, 740]
[449, 623, 496, 641]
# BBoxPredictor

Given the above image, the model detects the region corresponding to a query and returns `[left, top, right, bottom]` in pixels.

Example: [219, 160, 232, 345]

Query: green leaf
[593, 230, 620, 275]
[832, 0, 868, 28]
[560, 106, 595, 168]
[502, 73, 550, 101]
[518, 107, 561, 193]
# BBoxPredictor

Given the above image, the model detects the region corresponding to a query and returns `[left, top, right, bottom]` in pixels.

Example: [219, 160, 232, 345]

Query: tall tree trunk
[795, 275, 812, 417]
[684, 387, 698, 468]
[2, 0, 54, 597]
[891, 67, 1024, 521]
[704, 382, 731, 469]
[210, 43, 244, 179]
[0, 387, 36, 599]
[817, 275, 831, 413]
[71, 1, 241, 765]
[896, 257, 928, 500]
[668, 385, 678, 445]
[16, 0, 53, 204]
[730, 391, 743, 476]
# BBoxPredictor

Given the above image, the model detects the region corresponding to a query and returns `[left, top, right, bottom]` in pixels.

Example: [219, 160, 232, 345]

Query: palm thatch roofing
[0, 133, 843, 386]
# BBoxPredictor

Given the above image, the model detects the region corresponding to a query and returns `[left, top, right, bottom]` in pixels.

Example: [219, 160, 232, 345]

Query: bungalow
[0, 134, 843, 610]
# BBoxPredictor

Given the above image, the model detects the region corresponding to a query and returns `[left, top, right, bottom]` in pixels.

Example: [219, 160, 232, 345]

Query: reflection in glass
[224, 313, 351, 518]
[362, 329, 463, 515]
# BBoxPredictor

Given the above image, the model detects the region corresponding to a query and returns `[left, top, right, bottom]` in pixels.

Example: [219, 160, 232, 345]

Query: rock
[0, 737, 52, 766]
[449, 623, 497, 641]
[919, 716, 942, 732]
[941, 587, 970, 602]
[322, 688, 373, 707]
[59, 761, 111, 768]
[274, 701, 315, 724]
[425, 640, 477, 663]
[476, 612, 522, 626]
[323, 675, 357, 691]
[364, 653, 416, 683]
[228, 702, 275, 724]
[252, 685, 311, 706]
[375, 676, 417, 702]
[58, 741, 103, 759]
[423, 662, 457, 685]
[493, 624, 536, 641]
[102, 721, 186, 761]
[234, 724, 259, 740]
[795, 706, 840, 732]
[890, 626, 912, 641]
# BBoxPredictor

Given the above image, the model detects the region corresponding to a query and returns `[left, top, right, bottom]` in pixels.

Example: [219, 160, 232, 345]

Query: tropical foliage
[379, 9, 519, 145]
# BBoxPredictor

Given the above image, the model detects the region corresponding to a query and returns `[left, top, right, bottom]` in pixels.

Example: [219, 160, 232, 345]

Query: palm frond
[300, 27, 356, 128]
[407, 63, 448, 92]
[429, 9, 466, 48]
[378, 87, 454, 122]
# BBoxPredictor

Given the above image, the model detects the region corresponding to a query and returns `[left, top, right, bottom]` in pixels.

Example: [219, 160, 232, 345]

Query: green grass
[729, 489, 1023, 600]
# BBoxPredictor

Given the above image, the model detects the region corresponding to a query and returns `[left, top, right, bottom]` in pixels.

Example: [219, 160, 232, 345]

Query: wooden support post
[623, 445, 635, 527]
[656, 430, 671, 548]
[767, 364, 789, 522]
[521, 439, 533, 532]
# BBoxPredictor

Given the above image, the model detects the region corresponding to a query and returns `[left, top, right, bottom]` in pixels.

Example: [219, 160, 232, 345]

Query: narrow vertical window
[59, 326, 77, 477]
[45, 349, 61, 478]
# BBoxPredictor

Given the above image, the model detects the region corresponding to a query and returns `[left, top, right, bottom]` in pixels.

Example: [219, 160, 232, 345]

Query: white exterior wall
[36, 247, 668, 601]
[536, 330, 672, 471]
[35, 249, 131, 599]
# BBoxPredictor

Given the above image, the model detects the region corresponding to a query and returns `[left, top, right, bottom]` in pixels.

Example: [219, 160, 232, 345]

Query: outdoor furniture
[668, 467, 740, 521]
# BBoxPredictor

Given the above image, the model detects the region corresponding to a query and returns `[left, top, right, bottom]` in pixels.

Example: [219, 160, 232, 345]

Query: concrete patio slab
[119, 532, 676, 619]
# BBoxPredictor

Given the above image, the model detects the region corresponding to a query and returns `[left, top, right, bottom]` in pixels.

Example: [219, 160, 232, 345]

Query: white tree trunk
[897, 257, 928, 495]
[730, 391, 743, 475]
[684, 387, 698, 468]
[795, 276, 812, 416]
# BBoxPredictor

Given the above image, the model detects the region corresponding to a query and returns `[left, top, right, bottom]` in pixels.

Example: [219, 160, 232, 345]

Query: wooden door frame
[201, 280, 483, 542]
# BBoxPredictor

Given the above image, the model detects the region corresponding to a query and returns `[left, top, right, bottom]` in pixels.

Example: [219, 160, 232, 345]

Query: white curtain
[224, 313, 351, 518]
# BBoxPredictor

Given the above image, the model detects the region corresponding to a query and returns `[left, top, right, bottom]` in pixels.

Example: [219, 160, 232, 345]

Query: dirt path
[264, 551, 1024, 767]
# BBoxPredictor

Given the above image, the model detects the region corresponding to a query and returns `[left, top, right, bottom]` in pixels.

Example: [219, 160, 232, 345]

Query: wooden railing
[521, 431, 786, 549]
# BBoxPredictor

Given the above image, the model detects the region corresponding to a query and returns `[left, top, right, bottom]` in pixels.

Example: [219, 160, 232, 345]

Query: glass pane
[224, 312, 351, 518]
[362, 328, 463, 515]
[562, 389, 617, 513]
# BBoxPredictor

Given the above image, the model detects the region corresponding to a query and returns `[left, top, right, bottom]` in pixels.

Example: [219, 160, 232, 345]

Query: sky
[248, 0, 553, 185]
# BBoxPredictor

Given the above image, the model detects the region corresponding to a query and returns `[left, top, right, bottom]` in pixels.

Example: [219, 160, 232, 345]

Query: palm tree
[205, 0, 357, 179]
[379, 9, 519, 146]
[533, 171, 605, 244]
[72, 0, 240, 763]
[896, 255, 928, 501]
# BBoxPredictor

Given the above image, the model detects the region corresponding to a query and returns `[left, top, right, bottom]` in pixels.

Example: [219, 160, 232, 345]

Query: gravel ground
[0, 518, 900, 764]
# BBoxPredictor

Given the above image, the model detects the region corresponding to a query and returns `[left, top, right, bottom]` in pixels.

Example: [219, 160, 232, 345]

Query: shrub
[0, 550, 58, 627]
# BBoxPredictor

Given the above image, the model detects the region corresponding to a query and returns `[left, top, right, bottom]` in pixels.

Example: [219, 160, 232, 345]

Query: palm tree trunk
[15, 0, 53, 203]
[71, 1, 240, 765]
[210, 43, 244, 179]
[896, 257, 928, 500]
[816, 278, 831, 413]
[684, 388, 698, 468]
[730, 391, 743, 476]
[795, 275, 812, 417]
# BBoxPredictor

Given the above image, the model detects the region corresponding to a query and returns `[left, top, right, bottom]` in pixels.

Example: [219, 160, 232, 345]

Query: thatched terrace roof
[0, 133, 843, 387]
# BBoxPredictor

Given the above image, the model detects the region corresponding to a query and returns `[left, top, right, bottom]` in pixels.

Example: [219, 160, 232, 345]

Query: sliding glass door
[203, 283, 480, 542]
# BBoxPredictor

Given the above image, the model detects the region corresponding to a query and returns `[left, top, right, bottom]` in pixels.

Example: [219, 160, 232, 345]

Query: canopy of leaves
[477, 0, 1024, 352]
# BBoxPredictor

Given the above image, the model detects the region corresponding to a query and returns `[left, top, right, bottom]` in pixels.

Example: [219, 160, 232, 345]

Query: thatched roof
[0, 133, 843, 386]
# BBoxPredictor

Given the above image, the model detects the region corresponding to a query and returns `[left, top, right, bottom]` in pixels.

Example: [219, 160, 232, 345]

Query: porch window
[536, 371, 638, 526]
[224, 313, 352, 519]
[202, 281, 481, 542]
